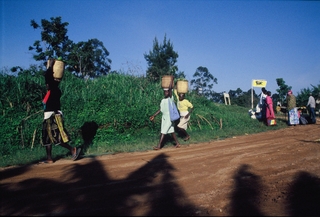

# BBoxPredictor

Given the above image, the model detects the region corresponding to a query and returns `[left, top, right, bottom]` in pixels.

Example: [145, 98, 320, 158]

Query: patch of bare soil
[1, 121, 320, 216]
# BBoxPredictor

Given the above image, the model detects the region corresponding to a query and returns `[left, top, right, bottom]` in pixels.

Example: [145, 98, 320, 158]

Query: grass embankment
[0, 108, 287, 168]
[0, 72, 287, 168]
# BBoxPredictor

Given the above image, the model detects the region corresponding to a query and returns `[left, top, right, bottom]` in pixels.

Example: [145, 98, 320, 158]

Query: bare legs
[177, 127, 190, 141]
[45, 145, 53, 162]
[59, 142, 74, 153]
[153, 134, 165, 150]
[171, 132, 181, 148]
[153, 133, 180, 150]
[45, 142, 78, 162]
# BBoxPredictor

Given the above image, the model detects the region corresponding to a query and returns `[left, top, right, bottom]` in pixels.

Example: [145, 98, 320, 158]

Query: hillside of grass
[0, 71, 287, 168]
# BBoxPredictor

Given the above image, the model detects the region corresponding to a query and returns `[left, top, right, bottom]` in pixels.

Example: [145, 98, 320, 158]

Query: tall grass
[0, 69, 287, 168]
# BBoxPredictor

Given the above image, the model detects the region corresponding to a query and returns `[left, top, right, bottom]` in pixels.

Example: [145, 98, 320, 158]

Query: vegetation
[144, 34, 179, 82]
[296, 84, 320, 107]
[1, 16, 319, 168]
[29, 17, 72, 62]
[29, 16, 111, 78]
[190, 66, 218, 99]
[275, 78, 292, 105]
[24, 16, 320, 109]
[0, 69, 291, 168]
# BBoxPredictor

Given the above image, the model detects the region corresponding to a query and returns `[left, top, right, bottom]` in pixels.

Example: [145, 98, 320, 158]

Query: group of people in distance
[287, 90, 317, 126]
[250, 87, 317, 127]
[250, 87, 276, 126]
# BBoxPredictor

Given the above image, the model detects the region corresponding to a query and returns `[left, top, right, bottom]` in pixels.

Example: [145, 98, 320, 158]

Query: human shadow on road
[228, 164, 265, 216]
[228, 164, 320, 216]
[0, 153, 207, 216]
[79, 121, 99, 153]
[285, 171, 320, 216]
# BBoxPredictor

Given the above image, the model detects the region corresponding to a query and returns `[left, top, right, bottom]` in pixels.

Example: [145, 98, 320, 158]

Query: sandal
[175, 144, 181, 148]
[183, 135, 190, 141]
[153, 146, 160, 150]
[38, 160, 54, 164]
[72, 147, 81, 161]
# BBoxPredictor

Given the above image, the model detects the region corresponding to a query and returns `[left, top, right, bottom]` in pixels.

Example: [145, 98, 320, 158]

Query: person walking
[149, 85, 180, 150]
[174, 89, 194, 141]
[40, 59, 81, 164]
[265, 91, 275, 125]
[306, 92, 316, 124]
[259, 87, 268, 122]
[286, 90, 299, 126]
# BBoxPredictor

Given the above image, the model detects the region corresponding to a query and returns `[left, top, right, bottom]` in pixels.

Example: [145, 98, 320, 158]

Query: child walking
[174, 89, 194, 141]
[149, 85, 180, 150]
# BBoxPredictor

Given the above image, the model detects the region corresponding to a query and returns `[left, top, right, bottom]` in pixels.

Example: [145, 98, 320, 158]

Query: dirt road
[1, 122, 320, 216]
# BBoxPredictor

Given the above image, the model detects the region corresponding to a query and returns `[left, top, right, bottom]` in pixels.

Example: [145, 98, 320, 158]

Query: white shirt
[259, 92, 267, 106]
[307, 96, 316, 108]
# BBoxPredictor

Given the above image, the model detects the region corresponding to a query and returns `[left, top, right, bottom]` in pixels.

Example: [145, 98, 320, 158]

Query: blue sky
[1, 0, 319, 95]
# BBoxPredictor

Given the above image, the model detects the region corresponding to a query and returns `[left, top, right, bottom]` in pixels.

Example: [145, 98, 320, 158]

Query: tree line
[4, 16, 320, 108]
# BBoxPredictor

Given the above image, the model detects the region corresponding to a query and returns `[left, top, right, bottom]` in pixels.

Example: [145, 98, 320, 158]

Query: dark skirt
[42, 113, 70, 146]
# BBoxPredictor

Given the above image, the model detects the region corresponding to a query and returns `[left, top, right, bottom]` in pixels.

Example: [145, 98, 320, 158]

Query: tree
[228, 88, 253, 108]
[29, 16, 72, 64]
[271, 92, 280, 111]
[67, 39, 111, 78]
[228, 88, 243, 98]
[210, 91, 224, 103]
[276, 78, 291, 106]
[296, 83, 320, 107]
[190, 66, 218, 98]
[29, 16, 111, 78]
[175, 71, 186, 79]
[144, 34, 179, 82]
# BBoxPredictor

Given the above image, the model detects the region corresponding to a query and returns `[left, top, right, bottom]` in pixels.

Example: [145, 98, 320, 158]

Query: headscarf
[287, 90, 296, 110]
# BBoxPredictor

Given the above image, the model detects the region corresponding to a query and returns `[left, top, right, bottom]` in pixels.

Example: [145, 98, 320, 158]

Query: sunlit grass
[0, 114, 287, 168]
[0, 72, 290, 168]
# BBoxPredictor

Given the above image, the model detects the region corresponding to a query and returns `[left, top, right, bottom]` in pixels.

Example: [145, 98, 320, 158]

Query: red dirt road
[1, 121, 320, 216]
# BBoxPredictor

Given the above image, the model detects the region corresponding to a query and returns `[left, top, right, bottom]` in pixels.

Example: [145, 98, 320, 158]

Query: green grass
[0, 72, 289, 168]
[0, 112, 287, 168]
